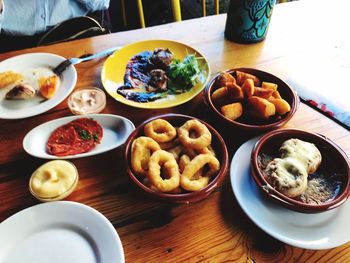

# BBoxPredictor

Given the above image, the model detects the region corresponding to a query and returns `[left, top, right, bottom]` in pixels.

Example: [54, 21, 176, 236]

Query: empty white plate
[0, 53, 77, 119]
[23, 114, 135, 159]
[230, 137, 350, 250]
[0, 201, 124, 263]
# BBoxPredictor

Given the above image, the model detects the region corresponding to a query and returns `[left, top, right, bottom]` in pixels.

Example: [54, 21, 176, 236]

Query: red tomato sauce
[47, 118, 103, 156]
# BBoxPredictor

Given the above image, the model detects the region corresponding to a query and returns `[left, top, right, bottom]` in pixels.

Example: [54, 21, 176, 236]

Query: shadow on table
[218, 181, 285, 255]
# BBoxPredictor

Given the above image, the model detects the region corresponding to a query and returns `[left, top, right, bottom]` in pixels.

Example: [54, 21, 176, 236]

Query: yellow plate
[101, 40, 210, 109]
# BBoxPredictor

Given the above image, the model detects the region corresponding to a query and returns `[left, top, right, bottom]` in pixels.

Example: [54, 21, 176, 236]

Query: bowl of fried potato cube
[204, 68, 299, 132]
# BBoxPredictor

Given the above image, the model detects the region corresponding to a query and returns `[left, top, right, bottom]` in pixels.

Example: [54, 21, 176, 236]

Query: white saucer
[23, 114, 135, 159]
[0, 201, 124, 263]
[230, 138, 350, 250]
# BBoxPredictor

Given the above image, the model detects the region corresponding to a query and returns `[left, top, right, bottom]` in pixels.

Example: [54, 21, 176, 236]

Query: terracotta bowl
[204, 68, 299, 133]
[124, 114, 229, 203]
[251, 129, 350, 213]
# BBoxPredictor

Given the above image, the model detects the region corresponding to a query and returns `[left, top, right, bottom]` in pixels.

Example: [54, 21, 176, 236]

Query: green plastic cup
[225, 0, 276, 43]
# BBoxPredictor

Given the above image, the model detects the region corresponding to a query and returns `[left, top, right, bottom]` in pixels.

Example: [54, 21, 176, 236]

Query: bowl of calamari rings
[124, 113, 229, 203]
[204, 68, 299, 133]
[251, 129, 350, 213]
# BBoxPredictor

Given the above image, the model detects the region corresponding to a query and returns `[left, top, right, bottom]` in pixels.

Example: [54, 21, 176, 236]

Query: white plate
[0, 201, 124, 263]
[230, 138, 350, 250]
[23, 114, 135, 159]
[0, 53, 77, 119]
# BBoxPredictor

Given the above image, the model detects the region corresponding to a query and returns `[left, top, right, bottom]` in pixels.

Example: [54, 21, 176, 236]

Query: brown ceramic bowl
[251, 129, 350, 213]
[204, 68, 299, 133]
[124, 113, 229, 203]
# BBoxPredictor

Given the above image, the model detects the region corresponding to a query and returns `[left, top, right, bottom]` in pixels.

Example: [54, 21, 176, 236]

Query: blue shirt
[0, 0, 110, 36]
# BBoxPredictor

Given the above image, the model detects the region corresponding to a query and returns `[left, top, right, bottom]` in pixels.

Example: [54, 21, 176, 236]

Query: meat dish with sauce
[117, 48, 203, 103]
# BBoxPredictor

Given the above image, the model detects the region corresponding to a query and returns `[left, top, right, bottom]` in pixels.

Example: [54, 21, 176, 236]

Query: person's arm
[75, 0, 109, 12]
[0, 0, 4, 32]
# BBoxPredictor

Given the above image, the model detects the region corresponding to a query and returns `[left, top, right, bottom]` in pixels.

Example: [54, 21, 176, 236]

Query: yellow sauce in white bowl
[29, 160, 78, 202]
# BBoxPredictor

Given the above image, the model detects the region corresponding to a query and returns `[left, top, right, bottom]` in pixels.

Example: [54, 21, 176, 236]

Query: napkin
[286, 63, 350, 130]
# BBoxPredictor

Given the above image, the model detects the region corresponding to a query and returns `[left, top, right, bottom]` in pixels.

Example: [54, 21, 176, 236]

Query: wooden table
[1, 0, 350, 262]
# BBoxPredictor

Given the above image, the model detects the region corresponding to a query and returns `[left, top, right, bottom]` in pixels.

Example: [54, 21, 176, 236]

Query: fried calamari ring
[168, 144, 183, 161]
[197, 145, 216, 156]
[142, 177, 183, 193]
[180, 154, 220, 191]
[178, 120, 212, 150]
[168, 144, 209, 161]
[144, 119, 177, 143]
[182, 147, 197, 159]
[148, 150, 180, 192]
[159, 138, 180, 150]
[182, 145, 216, 159]
[182, 175, 210, 192]
[178, 154, 191, 173]
[131, 136, 161, 176]
[179, 154, 203, 180]
[151, 167, 183, 194]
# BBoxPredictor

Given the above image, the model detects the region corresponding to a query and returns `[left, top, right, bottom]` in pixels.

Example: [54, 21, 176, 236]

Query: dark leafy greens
[167, 54, 202, 92]
[78, 129, 91, 141]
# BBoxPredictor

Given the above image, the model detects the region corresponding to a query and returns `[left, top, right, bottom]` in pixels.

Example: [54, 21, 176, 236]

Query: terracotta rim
[204, 68, 300, 131]
[251, 128, 350, 213]
[124, 113, 229, 203]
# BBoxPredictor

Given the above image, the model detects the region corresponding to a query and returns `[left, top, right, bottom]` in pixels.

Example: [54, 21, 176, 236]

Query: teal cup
[225, 0, 276, 43]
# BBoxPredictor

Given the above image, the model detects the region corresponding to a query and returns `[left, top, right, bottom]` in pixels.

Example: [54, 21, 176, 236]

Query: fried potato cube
[268, 97, 291, 115]
[221, 102, 243, 121]
[271, 90, 282, 99]
[246, 96, 276, 119]
[216, 72, 236, 88]
[212, 87, 230, 106]
[39, 75, 59, 99]
[262, 81, 278, 91]
[227, 83, 244, 101]
[0, 71, 23, 89]
[236, 71, 261, 86]
[253, 87, 274, 99]
[241, 78, 254, 97]
[212, 83, 244, 107]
